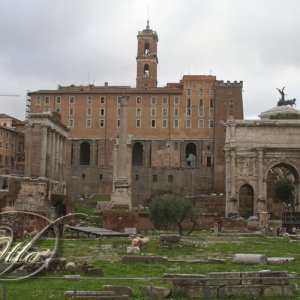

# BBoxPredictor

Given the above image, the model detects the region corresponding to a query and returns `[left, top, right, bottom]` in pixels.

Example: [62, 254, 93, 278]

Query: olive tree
[149, 194, 194, 236]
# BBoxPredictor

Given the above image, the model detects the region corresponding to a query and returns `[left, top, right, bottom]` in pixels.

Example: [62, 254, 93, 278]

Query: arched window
[144, 64, 150, 77]
[132, 142, 144, 166]
[80, 142, 90, 165]
[185, 143, 197, 167]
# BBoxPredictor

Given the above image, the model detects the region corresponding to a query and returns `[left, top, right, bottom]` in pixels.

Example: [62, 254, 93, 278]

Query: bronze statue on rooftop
[277, 87, 296, 107]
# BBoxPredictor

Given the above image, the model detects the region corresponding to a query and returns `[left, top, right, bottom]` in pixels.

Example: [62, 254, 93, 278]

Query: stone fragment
[85, 267, 104, 276]
[103, 285, 133, 296]
[126, 245, 140, 254]
[163, 273, 206, 285]
[122, 255, 167, 264]
[240, 272, 261, 285]
[233, 253, 268, 265]
[139, 285, 172, 298]
[263, 284, 298, 296]
[267, 257, 295, 265]
[65, 262, 76, 271]
[217, 285, 262, 298]
[259, 270, 289, 285]
[160, 234, 181, 244]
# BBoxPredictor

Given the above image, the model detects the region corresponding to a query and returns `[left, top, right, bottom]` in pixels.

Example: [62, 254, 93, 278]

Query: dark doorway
[239, 184, 254, 218]
[185, 143, 197, 167]
[132, 142, 144, 166]
[80, 142, 90, 165]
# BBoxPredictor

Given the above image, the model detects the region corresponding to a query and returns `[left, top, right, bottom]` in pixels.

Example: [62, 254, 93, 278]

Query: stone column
[111, 95, 132, 209]
[46, 128, 52, 178]
[50, 130, 56, 180]
[54, 132, 59, 180]
[257, 148, 266, 212]
[25, 124, 33, 177]
[39, 125, 48, 178]
[225, 148, 231, 217]
[228, 149, 238, 216]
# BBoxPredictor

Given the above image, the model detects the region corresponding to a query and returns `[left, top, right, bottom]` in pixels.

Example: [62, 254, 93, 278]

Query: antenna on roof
[147, 0, 150, 29]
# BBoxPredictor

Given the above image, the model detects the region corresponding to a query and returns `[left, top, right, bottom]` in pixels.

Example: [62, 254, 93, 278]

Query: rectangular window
[99, 119, 105, 128]
[162, 119, 168, 128]
[136, 119, 141, 128]
[152, 175, 158, 182]
[136, 97, 142, 104]
[209, 89, 214, 97]
[174, 96, 180, 105]
[56, 108, 61, 114]
[56, 96, 61, 104]
[86, 119, 92, 128]
[87, 108, 92, 116]
[198, 99, 204, 117]
[174, 108, 179, 117]
[199, 88, 204, 96]
[69, 96, 75, 104]
[174, 119, 179, 128]
[187, 88, 192, 96]
[151, 119, 156, 128]
[187, 99, 191, 107]
[186, 119, 191, 128]
[151, 96, 157, 105]
[198, 119, 204, 128]
[35, 96, 41, 106]
[44, 96, 50, 105]
[209, 120, 214, 128]
[174, 141, 179, 150]
[162, 97, 168, 105]
[87, 96, 93, 104]
[186, 108, 192, 116]
[117, 119, 120, 127]
[151, 108, 156, 117]
[209, 99, 214, 117]
[117, 108, 120, 116]
[68, 119, 74, 127]
[69, 108, 74, 116]
[100, 96, 106, 104]
[100, 108, 105, 116]
[162, 108, 168, 116]
[136, 108, 141, 117]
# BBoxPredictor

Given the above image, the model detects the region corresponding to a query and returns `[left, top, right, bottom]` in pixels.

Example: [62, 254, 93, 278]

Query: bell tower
[136, 20, 158, 88]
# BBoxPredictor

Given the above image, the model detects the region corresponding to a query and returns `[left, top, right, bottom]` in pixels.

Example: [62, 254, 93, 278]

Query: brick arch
[80, 141, 91, 165]
[132, 142, 144, 166]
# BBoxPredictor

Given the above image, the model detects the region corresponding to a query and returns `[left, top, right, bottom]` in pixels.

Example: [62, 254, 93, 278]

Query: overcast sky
[0, 0, 299, 120]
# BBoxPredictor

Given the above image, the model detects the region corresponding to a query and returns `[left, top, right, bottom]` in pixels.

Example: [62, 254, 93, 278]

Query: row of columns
[40, 125, 66, 181]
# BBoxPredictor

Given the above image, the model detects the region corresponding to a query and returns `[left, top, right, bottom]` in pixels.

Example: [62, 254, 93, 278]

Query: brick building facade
[27, 22, 243, 207]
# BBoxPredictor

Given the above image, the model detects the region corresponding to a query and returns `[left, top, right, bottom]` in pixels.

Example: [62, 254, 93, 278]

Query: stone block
[267, 257, 295, 265]
[126, 246, 140, 254]
[173, 285, 214, 298]
[240, 272, 261, 285]
[103, 285, 133, 296]
[233, 253, 268, 265]
[163, 273, 206, 286]
[263, 284, 298, 297]
[207, 272, 241, 285]
[207, 258, 226, 264]
[260, 270, 289, 285]
[139, 285, 172, 298]
[85, 267, 104, 276]
[217, 285, 262, 298]
[160, 234, 181, 244]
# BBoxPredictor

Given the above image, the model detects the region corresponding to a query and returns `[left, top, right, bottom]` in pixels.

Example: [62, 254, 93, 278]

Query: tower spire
[146, 19, 150, 30]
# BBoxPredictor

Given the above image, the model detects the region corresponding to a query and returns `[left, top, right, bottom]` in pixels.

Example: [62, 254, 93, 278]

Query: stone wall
[164, 271, 298, 298]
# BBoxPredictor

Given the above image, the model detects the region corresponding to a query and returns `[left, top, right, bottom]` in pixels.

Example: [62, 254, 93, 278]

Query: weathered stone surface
[65, 262, 76, 271]
[241, 272, 261, 285]
[207, 258, 227, 264]
[139, 285, 172, 298]
[267, 257, 295, 265]
[167, 259, 206, 264]
[45, 257, 67, 272]
[160, 234, 181, 244]
[233, 253, 268, 265]
[122, 255, 167, 264]
[207, 272, 241, 285]
[103, 285, 133, 296]
[126, 245, 140, 254]
[163, 273, 206, 285]
[263, 284, 298, 296]
[173, 285, 210, 298]
[260, 270, 289, 285]
[217, 285, 262, 298]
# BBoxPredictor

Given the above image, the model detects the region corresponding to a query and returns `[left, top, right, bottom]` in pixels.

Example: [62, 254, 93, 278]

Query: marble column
[257, 148, 266, 212]
[50, 130, 56, 180]
[39, 125, 48, 177]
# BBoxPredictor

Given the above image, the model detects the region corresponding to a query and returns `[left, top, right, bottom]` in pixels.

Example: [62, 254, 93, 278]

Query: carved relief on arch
[236, 155, 257, 179]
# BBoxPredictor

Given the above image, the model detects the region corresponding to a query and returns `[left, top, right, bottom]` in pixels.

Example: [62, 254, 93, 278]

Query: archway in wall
[186, 143, 197, 167]
[239, 184, 254, 218]
[266, 163, 299, 218]
[80, 142, 90, 165]
[132, 142, 144, 166]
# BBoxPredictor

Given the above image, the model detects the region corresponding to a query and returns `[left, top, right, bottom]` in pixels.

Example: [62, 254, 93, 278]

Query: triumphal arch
[224, 103, 300, 218]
